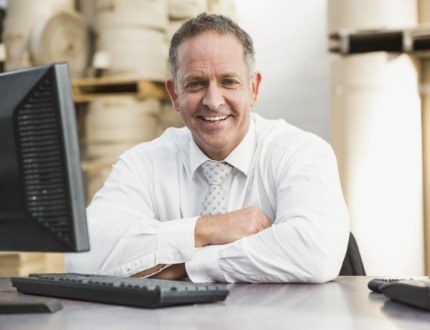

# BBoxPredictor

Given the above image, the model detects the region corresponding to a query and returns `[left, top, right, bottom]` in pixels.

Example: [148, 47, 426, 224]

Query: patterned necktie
[200, 160, 233, 216]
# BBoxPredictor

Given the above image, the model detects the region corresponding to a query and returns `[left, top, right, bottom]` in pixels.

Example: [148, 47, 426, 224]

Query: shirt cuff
[156, 216, 198, 264]
[185, 245, 227, 283]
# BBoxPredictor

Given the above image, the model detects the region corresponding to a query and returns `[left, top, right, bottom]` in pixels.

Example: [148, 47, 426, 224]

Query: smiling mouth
[200, 115, 229, 122]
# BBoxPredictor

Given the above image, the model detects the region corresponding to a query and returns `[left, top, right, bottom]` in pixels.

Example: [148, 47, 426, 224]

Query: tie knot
[201, 160, 232, 186]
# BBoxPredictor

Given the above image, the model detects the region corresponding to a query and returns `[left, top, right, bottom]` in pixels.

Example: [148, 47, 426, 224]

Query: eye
[185, 80, 205, 91]
[222, 79, 239, 88]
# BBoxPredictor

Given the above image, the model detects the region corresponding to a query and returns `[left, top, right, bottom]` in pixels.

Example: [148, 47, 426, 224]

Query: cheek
[179, 92, 201, 108]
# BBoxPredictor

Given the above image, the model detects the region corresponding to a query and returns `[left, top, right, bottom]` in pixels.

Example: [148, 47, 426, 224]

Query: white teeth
[202, 115, 227, 122]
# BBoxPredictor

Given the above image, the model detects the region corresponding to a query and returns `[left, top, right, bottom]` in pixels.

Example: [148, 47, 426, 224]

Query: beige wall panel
[328, 0, 418, 33]
[332, 53, 424, 275]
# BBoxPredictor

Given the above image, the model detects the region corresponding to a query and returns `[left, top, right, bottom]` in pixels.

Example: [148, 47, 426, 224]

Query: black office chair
[339, 232, 366, 275]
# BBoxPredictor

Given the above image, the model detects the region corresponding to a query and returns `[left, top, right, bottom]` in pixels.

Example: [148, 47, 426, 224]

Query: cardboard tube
[332, 53, 424, 275]
[423, 60, 430, 274]
[328, 0, 418, 34]
[419, 0, 430, 23]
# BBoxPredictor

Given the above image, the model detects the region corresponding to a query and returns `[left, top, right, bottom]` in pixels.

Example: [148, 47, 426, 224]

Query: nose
[202, 82, 224, 111]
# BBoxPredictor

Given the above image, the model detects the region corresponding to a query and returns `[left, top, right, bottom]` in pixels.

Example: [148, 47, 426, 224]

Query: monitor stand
[0, 295, 62, 314]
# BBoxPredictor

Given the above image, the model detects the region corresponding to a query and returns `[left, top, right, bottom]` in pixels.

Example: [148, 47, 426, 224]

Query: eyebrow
[182, 71, 240, 82]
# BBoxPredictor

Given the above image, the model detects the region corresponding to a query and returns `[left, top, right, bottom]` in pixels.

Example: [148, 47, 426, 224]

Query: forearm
[187, 212, 350, 283]
[186, 147, 351, 283]
[195, 206, 272, 247]
[66, 206, 199, 276]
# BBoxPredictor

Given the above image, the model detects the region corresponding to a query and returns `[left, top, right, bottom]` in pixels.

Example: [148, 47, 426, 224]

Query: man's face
[166, 31, 261, 160]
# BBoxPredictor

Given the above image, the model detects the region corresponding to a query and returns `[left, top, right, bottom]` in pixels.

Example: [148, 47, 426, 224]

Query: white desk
[0, 276, 429, 329]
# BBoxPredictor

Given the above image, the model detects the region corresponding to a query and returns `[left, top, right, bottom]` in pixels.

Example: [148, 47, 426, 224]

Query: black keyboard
[368, 278, 430, 312]
[368, 278, 404, 293]
[11, 273, 229, 309]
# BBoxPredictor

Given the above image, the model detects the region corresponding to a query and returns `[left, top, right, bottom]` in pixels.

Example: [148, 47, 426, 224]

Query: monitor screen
[0, 63, 89, 252]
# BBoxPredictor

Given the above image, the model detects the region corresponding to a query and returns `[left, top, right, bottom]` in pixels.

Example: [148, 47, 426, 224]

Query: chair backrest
[339, 232, 366, 275]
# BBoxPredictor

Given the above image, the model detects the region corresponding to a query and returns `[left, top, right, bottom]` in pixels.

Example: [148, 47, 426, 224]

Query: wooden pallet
[72, 77, 169, 103]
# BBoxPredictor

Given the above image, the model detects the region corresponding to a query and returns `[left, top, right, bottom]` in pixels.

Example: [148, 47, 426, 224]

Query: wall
[234, 0, 331, 141]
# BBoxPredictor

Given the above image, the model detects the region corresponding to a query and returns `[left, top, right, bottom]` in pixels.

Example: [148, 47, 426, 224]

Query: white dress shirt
[66, 113, 350, 283]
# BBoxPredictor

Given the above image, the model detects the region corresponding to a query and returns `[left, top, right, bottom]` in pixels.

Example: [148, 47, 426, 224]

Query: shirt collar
[188, 117, 256, 177]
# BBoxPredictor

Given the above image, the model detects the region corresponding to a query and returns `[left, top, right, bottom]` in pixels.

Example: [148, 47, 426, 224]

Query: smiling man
[167, 29, 259, 162]
[66, 13, 350, 283]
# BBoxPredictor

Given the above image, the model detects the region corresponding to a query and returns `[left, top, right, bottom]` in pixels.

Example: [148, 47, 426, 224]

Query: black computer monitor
[0, 63, 89, 252]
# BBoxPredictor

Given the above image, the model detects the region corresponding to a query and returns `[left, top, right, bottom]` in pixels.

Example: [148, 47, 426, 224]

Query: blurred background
[0, 0, 429, 280]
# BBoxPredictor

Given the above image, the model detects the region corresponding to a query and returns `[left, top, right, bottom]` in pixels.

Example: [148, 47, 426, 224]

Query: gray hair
[168, 13, 256, 82]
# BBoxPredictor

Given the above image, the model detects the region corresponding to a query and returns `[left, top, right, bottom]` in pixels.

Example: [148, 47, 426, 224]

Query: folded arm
[66, 139, 349, 283]
[176, 142, 349, 283]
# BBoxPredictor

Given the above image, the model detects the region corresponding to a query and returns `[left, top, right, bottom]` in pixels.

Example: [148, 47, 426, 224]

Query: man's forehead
[177, 31, 244, 58]
[176, 32, 246, 70]
[177, 58, 245, 81]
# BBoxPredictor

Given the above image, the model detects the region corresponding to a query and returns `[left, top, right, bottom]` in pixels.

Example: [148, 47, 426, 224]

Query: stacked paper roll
[332, 53, 424, 275]
[30, 11, 89, 78]
[95, 27, 168, 81]
[166, 19, 186, 44]
[158, 102, 184, 135]
[208, 0, 237, 21]
[84, 97, 161, 201]
[165, 0, 207, 51]
[86, 98, 160, 145]
[167, 0, 207, 20]
[2, 0, 88, 77]
[423, 60, 430, 274]
[165, 0, 237, 43]
[83, 162, 113, 204]
[328, 0, 418, 34]
[93, 0, 168, 81]
[0, 253, 46, 276]
[419, 0, 430, 23]
[44, 253, 66, 273]
[94, 0, 168, 31]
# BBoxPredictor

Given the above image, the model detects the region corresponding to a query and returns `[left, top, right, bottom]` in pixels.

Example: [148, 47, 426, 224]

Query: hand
[195, 206, 272, 247]
[131, 263, 187, 280]
[150, 263, 187, 280]
[131, 264, 165, 278]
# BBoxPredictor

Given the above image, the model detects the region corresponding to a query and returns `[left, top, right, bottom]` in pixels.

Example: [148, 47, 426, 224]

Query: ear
[166, 79, 180, 112]
[250, 72, 262, 107]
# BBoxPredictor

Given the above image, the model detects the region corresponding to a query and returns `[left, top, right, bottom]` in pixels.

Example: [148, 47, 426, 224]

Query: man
[66, 13, 349, 283]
